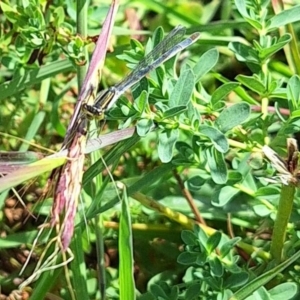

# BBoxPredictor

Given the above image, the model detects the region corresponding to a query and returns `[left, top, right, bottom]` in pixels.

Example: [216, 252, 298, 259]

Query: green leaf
[133, 90, 148, 113]
[234, 0, 263, 30]
[253, 205, 271, 217]
[227, 171, 243, 183]
[177, 252, 199, 265]
[152, 26, 164, 48]
[220, 237, 241, 258]
[215, 103, 251, 132]
[196, 225, 208, 246]
[138, 292, 155, 300]
[70, 227, 89, 300]
[175, 141, 193, 156]
[170, 286, 179, 300]
[234, 0, 249, 18]
[199, 125, 229, 153]
[249, 287, 271, 300]
[267, 5, 300, 31]
[169, 68, 195, 107]
[149, 284, 168, 299]
[211, 82, 240, 106]
[1, 56, 17, 69]
[236, 75, 266, 94]
[196, 252, 208, 266]
[186, 102, 201, 129]
[206, 148, 228, 184]
[20, 111, 46, 151]
[269, 282, 298, 299]
[209, 257, 224, 277]
[181, 230, 198, 246]
[212, 185, 239, 206]
[229, 42, 259, 64]
[0, 1, 16, 13]
[133, 76, 149, 99]
[30, 34, 44, 46]
[255, 186, 280, 200]
[259, 34, 292, 61]
[185, 283, 201, 300]
[287, 75, 300, 111]
[206, 231, 222, 253]
[158, 129, 179, 163]
[83, 134, 140, 184]
[187, 176, 206, 191]
[224, 272, 249, 289]
[152, 283, 178, 300]
[0, 59, 74, 100]
[119, 188, 136, 300]
[121, 105, 132, 116]
[231, 247, 300, 300]
[136, 119, 154, 136]
[53, 6, 65, 27]
[162, 105, 187, 119]
[0, 156, 66, 192]
[29, 260, 62, 300]
[0, 230, 39, 248]
[193, 48, 219, 83]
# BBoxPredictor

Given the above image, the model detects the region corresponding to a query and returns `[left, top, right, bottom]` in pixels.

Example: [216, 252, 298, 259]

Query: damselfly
[82, 25, 200, 120]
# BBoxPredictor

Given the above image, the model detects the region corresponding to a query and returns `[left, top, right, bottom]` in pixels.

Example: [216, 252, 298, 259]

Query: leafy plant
[2, 0, 300, 299]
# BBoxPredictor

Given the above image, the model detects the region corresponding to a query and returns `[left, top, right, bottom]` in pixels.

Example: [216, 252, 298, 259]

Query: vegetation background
[1, 0, 300, 299]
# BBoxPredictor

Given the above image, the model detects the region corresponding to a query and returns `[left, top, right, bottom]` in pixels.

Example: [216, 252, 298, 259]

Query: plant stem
[76, 0, 89, 88]
[270, 184, 295, 264]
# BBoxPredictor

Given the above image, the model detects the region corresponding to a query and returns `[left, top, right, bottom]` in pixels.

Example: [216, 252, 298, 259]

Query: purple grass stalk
[51, 127, 86, 249]
[50, 0, 119, 250]
[63, 135, 85, 248]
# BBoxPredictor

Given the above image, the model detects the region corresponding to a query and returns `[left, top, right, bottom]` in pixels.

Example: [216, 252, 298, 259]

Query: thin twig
[172, 169, 206, 226]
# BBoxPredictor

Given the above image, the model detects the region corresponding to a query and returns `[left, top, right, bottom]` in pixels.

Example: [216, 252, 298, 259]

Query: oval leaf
[181, 230, 197, 246]
[236, 75, 266, 94]
[136, 118, 154, 136]
[267, 5, 300, 31]
[224, 272, 249, 289]
[199, 125, 229, 153]
[169, 68, 195, 107]
[209, 257, 224, 277]
[158, 129, 179, 163]
[215, 103, 250, 133]
[212, 185, 240, 206]
[162, 105, 187, 119]
[206, 231, 222, 253]
[193, 48, 219, 83]
[211, 82, 240, 106]
[133, 90, 148, 113]
[177, 252, 199, 265]
[287, 75, 300, 110]
[185, 283, 201, 300]
[269, 282, 298, 299]
[206, 147, 228, 184]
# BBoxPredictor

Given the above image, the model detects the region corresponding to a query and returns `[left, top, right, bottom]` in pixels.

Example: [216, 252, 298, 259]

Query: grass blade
[119, 185, 136, 300]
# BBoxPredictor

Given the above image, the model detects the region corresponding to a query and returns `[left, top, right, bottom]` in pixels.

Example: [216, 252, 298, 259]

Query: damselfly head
[81, 88, 116, 120]
[82, 103, 105, 120]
